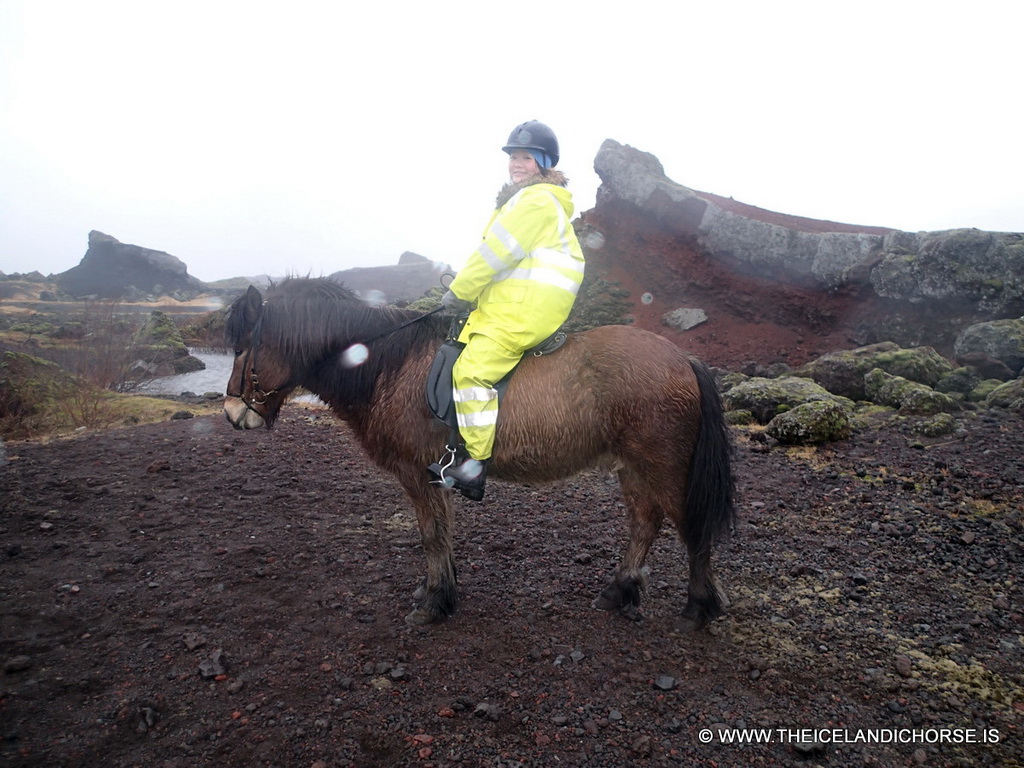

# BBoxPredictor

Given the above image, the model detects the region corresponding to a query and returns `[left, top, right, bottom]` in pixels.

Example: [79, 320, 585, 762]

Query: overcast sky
[1, 2, 1021, 283]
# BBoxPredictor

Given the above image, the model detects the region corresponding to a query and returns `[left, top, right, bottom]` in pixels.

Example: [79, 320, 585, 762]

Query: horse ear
[241, 285, 263, 325]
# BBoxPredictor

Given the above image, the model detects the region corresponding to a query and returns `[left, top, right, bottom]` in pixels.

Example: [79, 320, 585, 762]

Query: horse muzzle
[224, 396, 266, 430]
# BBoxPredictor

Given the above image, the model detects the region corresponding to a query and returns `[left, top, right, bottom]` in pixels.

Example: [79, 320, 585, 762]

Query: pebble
[4, 655, 32, 673]
[895, 655, 914, 678]
[793, 738, 826, 754]
[653, 675, 677, 691]
[473, 702, 500, 721]
[198, 649, 227, 679]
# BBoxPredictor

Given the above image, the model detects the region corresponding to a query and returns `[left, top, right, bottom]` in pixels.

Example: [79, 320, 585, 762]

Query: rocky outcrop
[594, 140, 1023, 307]
[57, 231, 208, 300]
[588, 140, 1024, 359]
[593, 140, 894, 291]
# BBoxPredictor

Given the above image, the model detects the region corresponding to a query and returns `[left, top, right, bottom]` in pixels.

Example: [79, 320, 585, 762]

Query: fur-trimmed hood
[495, 169, 570, 208]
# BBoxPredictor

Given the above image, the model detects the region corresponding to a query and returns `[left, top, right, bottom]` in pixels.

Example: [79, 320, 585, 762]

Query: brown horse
[223, 278, 735, 630]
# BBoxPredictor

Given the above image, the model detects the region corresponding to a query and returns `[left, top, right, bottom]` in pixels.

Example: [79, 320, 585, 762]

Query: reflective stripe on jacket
[451, 176, 585, 352]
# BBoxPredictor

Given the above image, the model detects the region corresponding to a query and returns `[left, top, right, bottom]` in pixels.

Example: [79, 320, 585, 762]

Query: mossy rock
[954, 318, 1024, 375]
[765, 400, 852, 445]
[563, 277, 632, 332]
[935, 367, 981, 395]
[724, 409, 756, 426]
[133, 310, 205, 375]
[912, 412, 958, 437]
[715, 371, 750, 392]
[135, 310, 190, 351]
[723, 375, 854, 424]
[970, 378, 1006, 403]
[848, 404, 899, 430]
[864, 368, 962, 415]
[796, 342, 954, 400]
[984, 378, 1024, 409]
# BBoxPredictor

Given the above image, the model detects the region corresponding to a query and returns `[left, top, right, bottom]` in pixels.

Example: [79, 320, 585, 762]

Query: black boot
[428, 446, 489, 502]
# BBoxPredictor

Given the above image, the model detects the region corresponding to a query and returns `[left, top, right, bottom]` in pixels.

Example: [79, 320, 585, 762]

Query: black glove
[441, 290, 473, 313]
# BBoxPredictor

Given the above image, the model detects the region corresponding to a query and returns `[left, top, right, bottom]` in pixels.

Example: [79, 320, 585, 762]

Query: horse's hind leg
[595, 465, 666, 621]
[395, 475, 458, 625]
[676, 540, 728, 632]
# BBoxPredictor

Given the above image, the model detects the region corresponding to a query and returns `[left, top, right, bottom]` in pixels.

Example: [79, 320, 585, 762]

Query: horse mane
[227, 277, 446, 407]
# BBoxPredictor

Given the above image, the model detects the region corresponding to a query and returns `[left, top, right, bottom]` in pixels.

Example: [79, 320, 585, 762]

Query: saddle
[425, 313, 568, 433]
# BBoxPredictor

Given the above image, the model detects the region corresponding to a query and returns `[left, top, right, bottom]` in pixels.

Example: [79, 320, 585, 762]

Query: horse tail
[683, 358, 736, 556]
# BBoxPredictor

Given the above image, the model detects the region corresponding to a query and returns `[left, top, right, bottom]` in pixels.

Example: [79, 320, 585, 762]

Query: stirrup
[427, 444, 459, 489]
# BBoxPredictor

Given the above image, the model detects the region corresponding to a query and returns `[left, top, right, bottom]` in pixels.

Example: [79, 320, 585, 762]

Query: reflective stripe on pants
[452, 333, 524, 460]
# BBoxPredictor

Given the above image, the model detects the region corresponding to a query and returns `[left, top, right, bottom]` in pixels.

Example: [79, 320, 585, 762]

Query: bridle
[226, 307, 279, 415]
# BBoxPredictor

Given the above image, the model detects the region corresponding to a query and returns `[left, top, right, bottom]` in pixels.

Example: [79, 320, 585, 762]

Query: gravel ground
[1, 406, 1022, 767]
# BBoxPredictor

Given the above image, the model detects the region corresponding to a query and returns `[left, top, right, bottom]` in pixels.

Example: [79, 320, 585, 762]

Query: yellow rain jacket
[449, 171, 586, 460]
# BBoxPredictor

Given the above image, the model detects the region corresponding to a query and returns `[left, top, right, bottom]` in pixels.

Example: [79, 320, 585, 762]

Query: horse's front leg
[395, 472, 458, 625]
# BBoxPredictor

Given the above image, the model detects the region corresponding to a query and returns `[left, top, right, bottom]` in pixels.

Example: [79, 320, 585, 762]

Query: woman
[428, 120, 586, 501]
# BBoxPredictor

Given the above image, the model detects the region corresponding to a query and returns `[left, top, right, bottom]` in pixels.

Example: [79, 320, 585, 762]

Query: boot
[428, 446, 489, 502]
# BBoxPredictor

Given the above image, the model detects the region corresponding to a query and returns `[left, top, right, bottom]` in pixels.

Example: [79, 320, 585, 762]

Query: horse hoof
[404, 607, 442, 626]
[592, 594, 617, 612]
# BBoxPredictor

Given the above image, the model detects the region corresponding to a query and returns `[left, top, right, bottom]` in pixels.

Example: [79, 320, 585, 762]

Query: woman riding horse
[428, 120, 586, 502]
[223, 277, 735, 630]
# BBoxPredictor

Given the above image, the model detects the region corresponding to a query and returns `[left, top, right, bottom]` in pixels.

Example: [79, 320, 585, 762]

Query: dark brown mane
[226, 277, 448, 409]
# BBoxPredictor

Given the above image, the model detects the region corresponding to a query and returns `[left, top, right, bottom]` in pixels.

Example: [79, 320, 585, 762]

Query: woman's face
[508, 149, 539, 183]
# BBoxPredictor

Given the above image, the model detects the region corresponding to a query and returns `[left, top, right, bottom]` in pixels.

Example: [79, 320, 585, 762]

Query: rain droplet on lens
[341, 343, 369, 367]
[363, 289, 387, 307]
[641, 292, 654, 305]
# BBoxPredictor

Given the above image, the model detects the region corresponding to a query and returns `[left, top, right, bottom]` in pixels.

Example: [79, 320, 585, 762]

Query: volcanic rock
[585, 140, 1024, 364]
[57, 231, 208, 300]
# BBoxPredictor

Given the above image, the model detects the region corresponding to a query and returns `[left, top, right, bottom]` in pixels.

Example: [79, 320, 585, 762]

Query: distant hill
[327, 252, 451, 304]
[43, 233, 448, 305]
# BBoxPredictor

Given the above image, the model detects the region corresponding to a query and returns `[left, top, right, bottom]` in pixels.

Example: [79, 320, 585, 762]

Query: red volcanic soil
[1, 405, 1021, 767]
[582, 200, 897, 371]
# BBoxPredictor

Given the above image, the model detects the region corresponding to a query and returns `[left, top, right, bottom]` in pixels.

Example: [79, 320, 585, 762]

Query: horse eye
[234, 348, 244, 357]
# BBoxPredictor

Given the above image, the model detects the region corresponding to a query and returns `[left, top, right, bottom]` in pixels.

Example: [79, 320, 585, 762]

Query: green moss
[864, 368, 961, 415]
[912, 412, 957, 437]
[725, 409, 755, 425]
[765, 400, 853, 445]
[985, 378, 1024, 408]
[970, 378, 1004, 402]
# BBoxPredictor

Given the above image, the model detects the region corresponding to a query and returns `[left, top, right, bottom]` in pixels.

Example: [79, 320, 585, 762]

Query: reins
[355, 305, 445, 347]
[350, 273, 454, 347]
